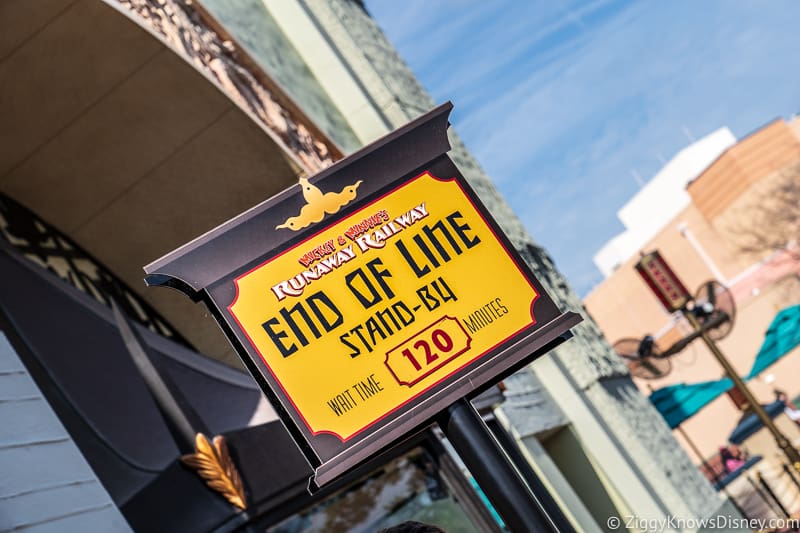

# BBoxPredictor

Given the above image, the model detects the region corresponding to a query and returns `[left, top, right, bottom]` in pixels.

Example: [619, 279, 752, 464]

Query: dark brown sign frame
[144, 103, 581, 487]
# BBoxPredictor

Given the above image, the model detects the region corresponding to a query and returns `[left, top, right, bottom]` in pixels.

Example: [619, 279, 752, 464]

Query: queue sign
[232, 171, 539, 440]
[144, 103, 581, 487]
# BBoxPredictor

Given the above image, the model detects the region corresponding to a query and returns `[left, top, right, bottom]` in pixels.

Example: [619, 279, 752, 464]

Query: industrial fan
[689, 280, 736, 340]
[612, 335, 672, 380]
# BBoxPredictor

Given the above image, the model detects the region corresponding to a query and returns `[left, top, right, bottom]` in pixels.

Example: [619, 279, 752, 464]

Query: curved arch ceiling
[0, 0, 336, 364]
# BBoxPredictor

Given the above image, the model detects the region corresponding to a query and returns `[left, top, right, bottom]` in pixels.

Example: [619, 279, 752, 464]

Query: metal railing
[0, 193, 192, 349]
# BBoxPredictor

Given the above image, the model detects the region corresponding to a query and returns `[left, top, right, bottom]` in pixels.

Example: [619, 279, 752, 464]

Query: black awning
[0, 248, 313, 526]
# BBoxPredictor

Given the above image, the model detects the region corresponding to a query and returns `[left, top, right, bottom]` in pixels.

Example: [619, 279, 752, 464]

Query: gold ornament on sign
[181, 433, 246, 510]
[276, 177, 362, 231]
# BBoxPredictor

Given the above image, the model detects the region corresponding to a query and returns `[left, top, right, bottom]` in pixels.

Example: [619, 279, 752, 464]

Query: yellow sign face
[229, 172, 538, 441]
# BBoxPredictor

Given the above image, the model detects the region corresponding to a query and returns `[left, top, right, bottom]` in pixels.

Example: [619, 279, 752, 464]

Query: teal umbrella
[650, 379, 734, 429]
[745, 305, 800, 379]
[649, 305, 800, 428]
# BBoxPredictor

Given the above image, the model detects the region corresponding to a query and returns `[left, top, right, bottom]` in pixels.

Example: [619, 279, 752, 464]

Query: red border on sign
[227, 171, 540, 442]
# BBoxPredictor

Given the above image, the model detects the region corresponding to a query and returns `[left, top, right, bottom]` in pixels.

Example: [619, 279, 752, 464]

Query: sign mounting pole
[438, 397, 568, 532]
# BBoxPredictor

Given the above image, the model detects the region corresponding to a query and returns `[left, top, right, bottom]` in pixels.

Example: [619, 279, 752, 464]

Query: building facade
[585, 117, 800, 515]
[0, 0, 736, 530]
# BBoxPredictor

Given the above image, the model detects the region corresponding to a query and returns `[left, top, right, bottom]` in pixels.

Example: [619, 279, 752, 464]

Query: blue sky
[365, 0, 800, 296]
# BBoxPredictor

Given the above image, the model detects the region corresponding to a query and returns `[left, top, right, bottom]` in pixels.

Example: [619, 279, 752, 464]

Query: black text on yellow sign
[229, 172, 539, 441]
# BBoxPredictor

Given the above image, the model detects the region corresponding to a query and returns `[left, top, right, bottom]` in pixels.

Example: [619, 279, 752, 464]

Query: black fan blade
[706, 281, 716, 308]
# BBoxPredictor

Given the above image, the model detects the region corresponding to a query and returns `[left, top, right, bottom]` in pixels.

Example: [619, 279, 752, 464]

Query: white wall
[594, 128, 736, 277]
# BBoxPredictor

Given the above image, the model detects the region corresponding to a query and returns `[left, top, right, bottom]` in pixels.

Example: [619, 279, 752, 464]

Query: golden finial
[276, 177, 362, 231]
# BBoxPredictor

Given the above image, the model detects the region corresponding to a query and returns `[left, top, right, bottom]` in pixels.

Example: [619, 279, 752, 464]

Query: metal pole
[674, 424, 749, 520]
[756, 472, 791, 520]
[437, 398, 559, 532]
[486, 417, 576, 532]
[745, 475, 783, 519]
[783, 462, 800, 493]
[684, 311, 800, 472]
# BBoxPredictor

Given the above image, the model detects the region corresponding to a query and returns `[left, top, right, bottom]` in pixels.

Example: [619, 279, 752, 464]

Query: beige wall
[585, 118, 800, 460]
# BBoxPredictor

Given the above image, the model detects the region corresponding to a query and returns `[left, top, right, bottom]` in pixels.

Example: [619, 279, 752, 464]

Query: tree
[728, 161, 800, 260]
